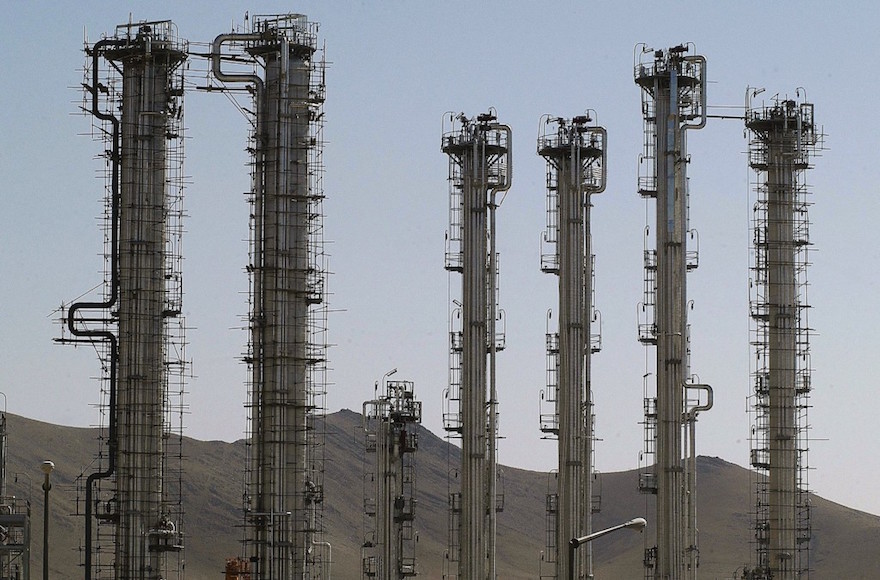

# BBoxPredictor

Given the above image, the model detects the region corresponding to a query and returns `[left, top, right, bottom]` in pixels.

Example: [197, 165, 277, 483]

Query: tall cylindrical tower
[537, 115, 606, 580]
[362, 376, 423, 580]
[211, 14, 329, 579]
[634, 44, 707, 580]
[442, 111, 510, 580]
[746, 94, 817, 580]
[108, 26, 187, 578]
[62, 19, 188, 580]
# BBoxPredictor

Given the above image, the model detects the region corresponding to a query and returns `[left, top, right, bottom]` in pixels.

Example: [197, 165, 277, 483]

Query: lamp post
[568, 517, 647, 580]
[41, 460, 54, 580]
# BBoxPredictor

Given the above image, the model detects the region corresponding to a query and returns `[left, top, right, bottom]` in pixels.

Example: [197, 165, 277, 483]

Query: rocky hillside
[6, 411, 880, 578]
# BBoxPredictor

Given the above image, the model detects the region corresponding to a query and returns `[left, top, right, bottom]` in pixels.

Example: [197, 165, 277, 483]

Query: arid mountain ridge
[7, 410, 879, 578]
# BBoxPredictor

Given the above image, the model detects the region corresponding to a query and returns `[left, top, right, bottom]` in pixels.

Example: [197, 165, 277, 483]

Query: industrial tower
[634, 44, 712, 580]
[209, 15, 330, 578]
[362, 373, 423, 579]
[441, 111, 511, 580]
[0, 412, 31, 579]
[537, 115, 606, 580]
[745, 93, 818, 580]
[61, 20, 188, 579]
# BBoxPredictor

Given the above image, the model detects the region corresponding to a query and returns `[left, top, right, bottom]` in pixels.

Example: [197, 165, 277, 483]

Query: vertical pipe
[767, 110, 797, 580]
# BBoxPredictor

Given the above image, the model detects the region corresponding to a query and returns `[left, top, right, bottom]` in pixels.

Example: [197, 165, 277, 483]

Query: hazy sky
[2, 1, 878, 518]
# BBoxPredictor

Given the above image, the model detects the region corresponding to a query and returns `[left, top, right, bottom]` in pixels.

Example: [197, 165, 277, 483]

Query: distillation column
[634, 45, 707, 580]
[109, 25, 187, 579]
[537, 116, 606, 580]
[746, 96, 817, 580]
[363, 377, 423, 579]
[60, 21, 188, 580]
[442, 112, 511, 580]
[211, 15, 328, 579]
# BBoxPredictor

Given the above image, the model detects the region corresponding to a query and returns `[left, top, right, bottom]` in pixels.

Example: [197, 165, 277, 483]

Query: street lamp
[41, 460, 55, 580]
[568, 517, 647, 580]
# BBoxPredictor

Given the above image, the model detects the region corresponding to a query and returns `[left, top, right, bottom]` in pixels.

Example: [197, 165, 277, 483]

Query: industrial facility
[207, 14, 330, 579]
[41, 11, 826, 580]
[745, 93, 819, 580]
[441, 111, 511, 580]
[537, 114, 606, 580]
[60, 19, 188, 579]
[634, 44, 713, 580]
[362, 373, 422, 579]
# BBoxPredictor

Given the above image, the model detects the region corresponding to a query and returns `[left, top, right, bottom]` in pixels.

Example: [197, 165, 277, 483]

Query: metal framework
[208, 14, 329, 579]
[537, 115, 606, 580]
[441, 111, 510, 580]
[362, 375, 422, 580]
[745, 93, 818, 580]
[634, 44, 711, 580]
[0, 412, 31, 580]
[61, 20, 188, 580]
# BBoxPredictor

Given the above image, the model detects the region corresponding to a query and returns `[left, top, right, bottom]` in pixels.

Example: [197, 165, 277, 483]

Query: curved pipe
[686, 383, 714, 415]
[211, 33, 265, 92]
[71, 36, 125, 580]
[592, 126, 608, 194]
[682, 55, 707, 131]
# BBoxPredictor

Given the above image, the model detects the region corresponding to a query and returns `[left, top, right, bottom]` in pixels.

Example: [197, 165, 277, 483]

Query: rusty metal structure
[362, 373, 422, 580]
[537, 115, 606, 580]
[208, 14, 329, 579]
[61, 19, 188, 579]
[441, 111, 510, 580]
[634, 44, 712, 580]
[745, 91, 818, 580]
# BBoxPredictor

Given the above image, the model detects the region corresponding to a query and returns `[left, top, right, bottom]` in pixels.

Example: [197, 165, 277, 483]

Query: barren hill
[7, 411, 880, 578]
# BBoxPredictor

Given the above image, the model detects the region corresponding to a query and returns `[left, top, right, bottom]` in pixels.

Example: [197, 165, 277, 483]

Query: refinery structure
[36, 11, 825, 580]
[745, 93, 818, 580]
[634, 44, 713, 580]
[61, 20, 189, 579]
[207, 14, 330, 579]
[441, 111, 511, 580]
[362, 373, 423, 579]
[537, 115, 606, 580]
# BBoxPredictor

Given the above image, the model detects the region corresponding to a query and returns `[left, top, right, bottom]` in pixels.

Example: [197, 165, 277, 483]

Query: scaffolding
[441, 111, 510, 580]
[362, 377, 422, 580]
[745, 93, 819, 580]
[59, 19, 188, 580]
[634, 44, 711, 580]
[536, 115, 606, 580]
[0, 413, 31, 580]
[207, 14, 329, 579]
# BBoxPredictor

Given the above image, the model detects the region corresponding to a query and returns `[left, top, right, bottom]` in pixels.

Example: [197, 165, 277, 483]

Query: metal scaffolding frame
[208, 14, 329, 579]
[634, 44, 711, 580]
[441, 111, 510, 580]
[745, 93, 819, 580]
[536, 114, 606, 580]
[0, 413, 31, 580]
[60, 19, 188, 580]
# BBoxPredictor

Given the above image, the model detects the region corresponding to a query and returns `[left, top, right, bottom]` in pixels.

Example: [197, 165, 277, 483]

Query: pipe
[682, 55, 708, 131]
[69, 37, 126, 580]
[312, 539, 331, 580]
[486, 120, 510, 580]
[211, 33, 265, 92]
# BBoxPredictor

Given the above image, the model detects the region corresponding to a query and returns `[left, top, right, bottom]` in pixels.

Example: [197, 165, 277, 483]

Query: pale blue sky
[2, 1, 878, 517]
